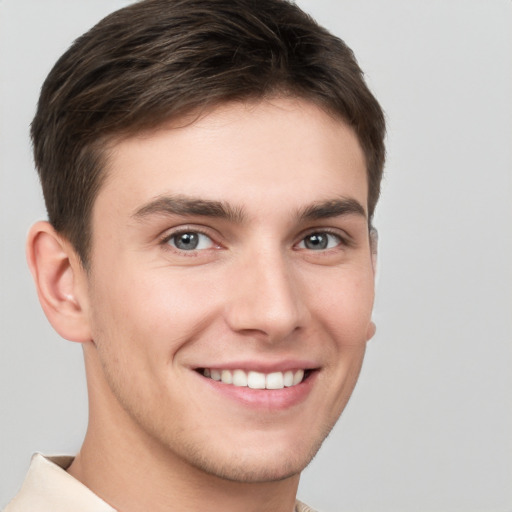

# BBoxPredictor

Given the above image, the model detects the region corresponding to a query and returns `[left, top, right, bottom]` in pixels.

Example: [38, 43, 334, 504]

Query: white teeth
[283, 370, 294, 387]
[221, 369, 233, 384]
[293, 369, 304, 386]
[248, 371, 266, 389]
[266, 371, 284, 390]
[232, 369, 247, 387]
[203, 368, 306, 389]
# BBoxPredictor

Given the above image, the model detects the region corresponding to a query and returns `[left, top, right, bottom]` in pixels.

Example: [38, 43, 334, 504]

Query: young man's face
[82, 97, 375, 482]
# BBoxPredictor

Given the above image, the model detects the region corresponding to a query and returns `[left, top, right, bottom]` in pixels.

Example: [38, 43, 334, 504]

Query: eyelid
[294, 227, 352, 249]
[158, 225, 222, 251]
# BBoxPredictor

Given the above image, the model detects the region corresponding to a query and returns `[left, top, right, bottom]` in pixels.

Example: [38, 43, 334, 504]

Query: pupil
[305, 233, 327, 250]
[175, 232, 198, 250]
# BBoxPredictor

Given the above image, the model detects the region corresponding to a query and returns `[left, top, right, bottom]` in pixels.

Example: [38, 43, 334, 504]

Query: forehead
[96, 97, 367, 221]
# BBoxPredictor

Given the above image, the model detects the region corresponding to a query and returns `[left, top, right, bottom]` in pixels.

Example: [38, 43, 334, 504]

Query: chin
[194, 453, 307, 484]
[178, 429, 330, 484]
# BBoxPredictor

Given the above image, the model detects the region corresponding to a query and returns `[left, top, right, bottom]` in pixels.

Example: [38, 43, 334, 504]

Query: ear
[367, 227, 378, 341]
[26, 221, 92, 343]
[366, 320, 376, 341]
[369, 226, 378, 275]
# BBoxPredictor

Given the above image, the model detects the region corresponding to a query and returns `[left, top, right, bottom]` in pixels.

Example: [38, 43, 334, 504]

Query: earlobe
[366, 321, 376, 341]
[26, 221, 92, 343]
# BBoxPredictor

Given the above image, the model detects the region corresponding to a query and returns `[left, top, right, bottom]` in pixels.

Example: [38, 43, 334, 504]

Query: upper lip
[192, 359, 319, 373]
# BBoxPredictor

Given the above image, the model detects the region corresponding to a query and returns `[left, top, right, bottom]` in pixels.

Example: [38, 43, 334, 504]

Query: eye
[297, 232, 342, 251]
[167, 231, 215, 251]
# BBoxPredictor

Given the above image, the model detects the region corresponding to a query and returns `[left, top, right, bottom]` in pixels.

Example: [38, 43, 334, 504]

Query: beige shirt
[3, 454, 317, 512]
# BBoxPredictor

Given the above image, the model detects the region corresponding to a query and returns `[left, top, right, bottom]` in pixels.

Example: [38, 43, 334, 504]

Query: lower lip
[196, 371, 317, 410]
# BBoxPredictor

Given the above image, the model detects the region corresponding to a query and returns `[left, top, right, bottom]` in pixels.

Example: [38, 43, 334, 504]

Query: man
[4, 0, 385, 510]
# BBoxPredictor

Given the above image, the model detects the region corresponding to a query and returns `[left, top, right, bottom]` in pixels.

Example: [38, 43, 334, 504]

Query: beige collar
[4, 453, 115, 512]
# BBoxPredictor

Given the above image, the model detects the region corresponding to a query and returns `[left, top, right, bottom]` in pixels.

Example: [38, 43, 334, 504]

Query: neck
[68, 344, 300, 512]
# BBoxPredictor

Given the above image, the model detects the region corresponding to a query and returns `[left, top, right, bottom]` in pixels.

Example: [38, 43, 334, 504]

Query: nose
[224, 247, 309, 343]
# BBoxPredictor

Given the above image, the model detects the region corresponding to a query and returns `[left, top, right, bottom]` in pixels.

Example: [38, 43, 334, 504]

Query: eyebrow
[133, 195, 246, 223]
[132, 194, 366, 224]
[298, 197, 367, 221]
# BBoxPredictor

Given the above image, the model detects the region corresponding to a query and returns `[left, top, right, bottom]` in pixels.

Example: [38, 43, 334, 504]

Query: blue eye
[298, 232, 342, 251]
[168, 232, 214, 251]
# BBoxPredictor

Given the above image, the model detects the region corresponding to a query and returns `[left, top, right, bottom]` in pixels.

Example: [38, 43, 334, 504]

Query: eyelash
[295, 229, 351, 251]
[158, 226, 351, 255]
[159, 227, 219, 254]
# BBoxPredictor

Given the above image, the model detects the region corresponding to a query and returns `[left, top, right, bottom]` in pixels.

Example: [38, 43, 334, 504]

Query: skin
[28, 97, 376, 512]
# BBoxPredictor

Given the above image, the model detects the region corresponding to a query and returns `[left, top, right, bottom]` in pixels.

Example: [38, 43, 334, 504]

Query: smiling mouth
[197, 368, 313, 390]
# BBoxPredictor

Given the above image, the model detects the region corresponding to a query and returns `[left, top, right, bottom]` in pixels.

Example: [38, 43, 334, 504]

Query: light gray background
[1, 1, 511, 511]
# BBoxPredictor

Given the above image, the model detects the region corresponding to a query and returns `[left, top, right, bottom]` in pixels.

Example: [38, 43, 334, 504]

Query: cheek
[89, 266, 222, 356]
[313, 267, 375, 340]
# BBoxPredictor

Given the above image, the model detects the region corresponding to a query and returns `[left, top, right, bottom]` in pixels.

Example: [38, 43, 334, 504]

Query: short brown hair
[31, 0, 385, 265]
